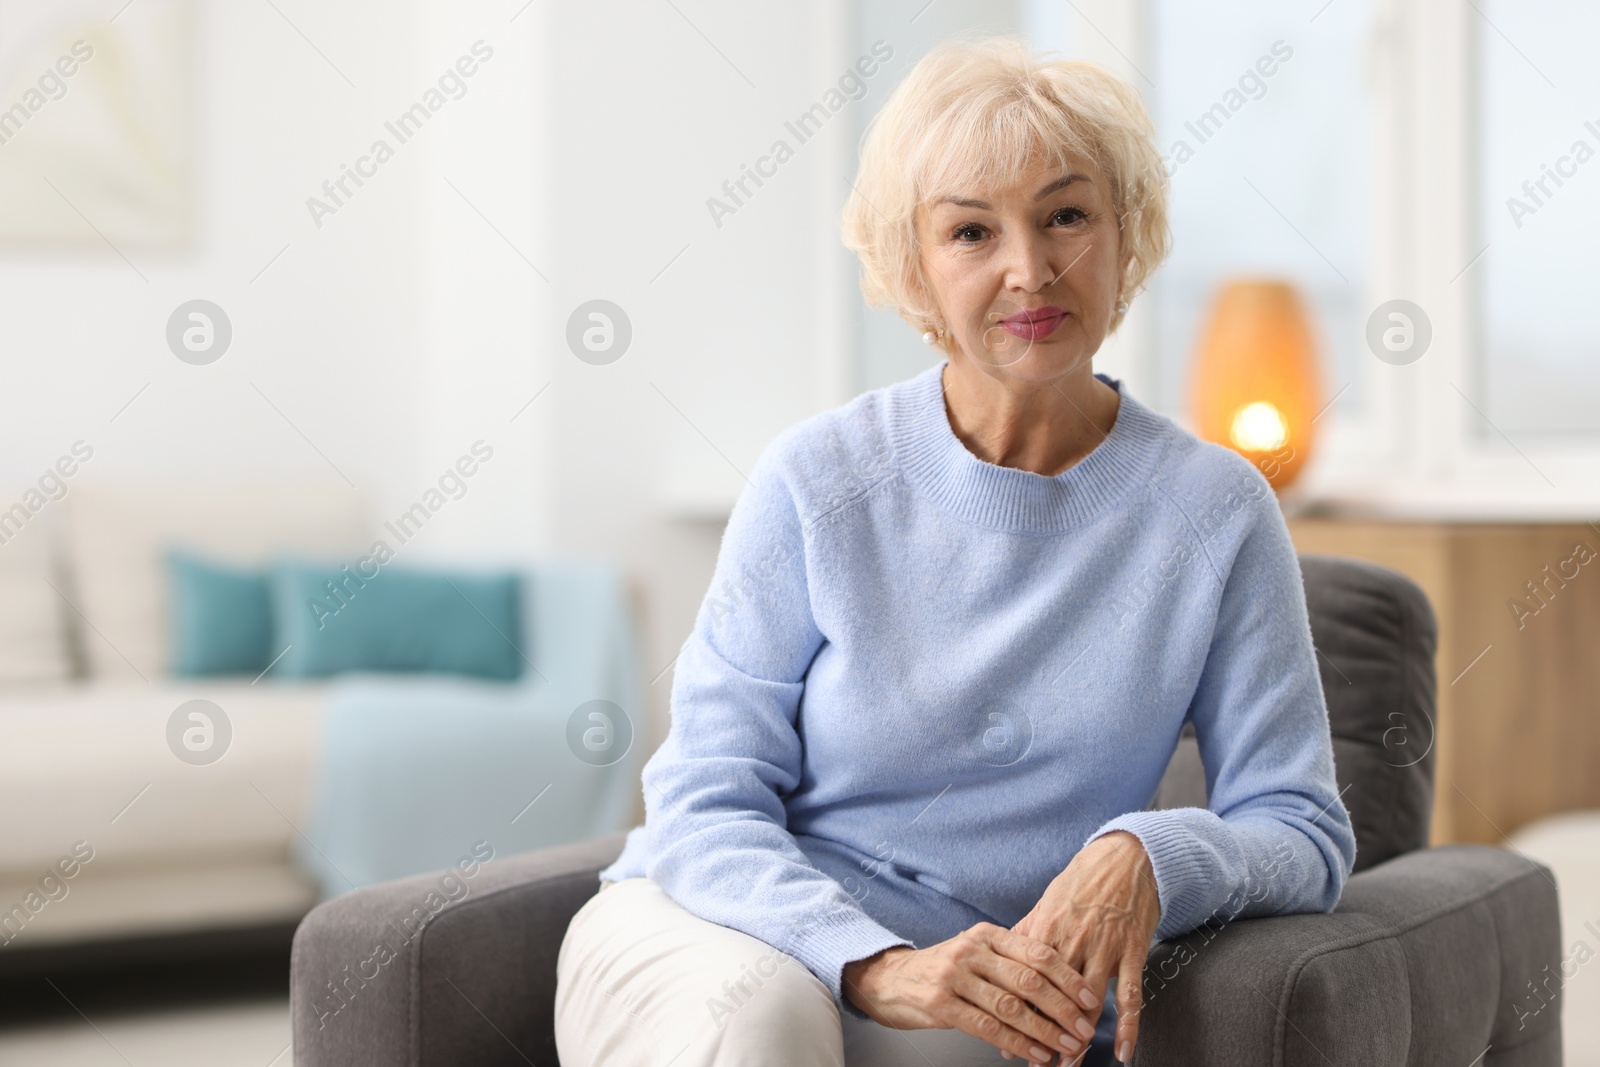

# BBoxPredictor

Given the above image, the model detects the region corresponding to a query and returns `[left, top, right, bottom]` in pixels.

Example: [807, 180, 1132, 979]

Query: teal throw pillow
[167, 550, 274, 676]
[270, 561, 523, 680]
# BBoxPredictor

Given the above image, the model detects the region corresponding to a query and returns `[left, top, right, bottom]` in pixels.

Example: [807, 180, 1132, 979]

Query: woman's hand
[842, 924, 1103, 1064]
[1012, 830, 1162, 1064]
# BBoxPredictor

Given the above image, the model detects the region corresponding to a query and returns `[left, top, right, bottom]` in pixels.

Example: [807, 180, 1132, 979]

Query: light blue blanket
[293, 561, 644, 897]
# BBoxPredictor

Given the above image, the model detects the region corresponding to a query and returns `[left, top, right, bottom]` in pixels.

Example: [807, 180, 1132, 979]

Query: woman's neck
[939, 357, 1121, 477]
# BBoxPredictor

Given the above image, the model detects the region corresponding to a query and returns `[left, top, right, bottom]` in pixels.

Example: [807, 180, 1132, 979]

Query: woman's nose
[1000, 229, 1058, 293]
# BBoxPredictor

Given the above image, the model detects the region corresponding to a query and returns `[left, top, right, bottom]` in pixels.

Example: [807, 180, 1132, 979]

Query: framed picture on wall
[0, 0, 193, 249]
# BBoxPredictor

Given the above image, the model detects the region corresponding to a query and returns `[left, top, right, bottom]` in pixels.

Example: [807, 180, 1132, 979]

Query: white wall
[2, 0, 854, 763]
[1, 0, 429, 521]
[530, 0, 850, 749]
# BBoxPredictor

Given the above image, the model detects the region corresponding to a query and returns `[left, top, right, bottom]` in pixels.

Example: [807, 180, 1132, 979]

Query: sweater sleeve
[639, 444, 913, 1019]
[1086, 472, 1358, 941]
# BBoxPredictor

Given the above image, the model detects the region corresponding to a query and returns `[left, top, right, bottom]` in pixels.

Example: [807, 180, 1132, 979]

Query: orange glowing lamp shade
[1188, 279, 1321, 491]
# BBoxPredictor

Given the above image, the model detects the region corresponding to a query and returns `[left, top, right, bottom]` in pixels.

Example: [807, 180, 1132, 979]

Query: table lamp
[1187, 279, 1321, 491]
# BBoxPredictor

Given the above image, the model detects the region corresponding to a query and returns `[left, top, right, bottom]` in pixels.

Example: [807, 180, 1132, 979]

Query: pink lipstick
[999, 306, 1067, 341]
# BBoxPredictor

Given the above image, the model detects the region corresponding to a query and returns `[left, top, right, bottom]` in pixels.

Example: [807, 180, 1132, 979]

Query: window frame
[1302, 0, 1600, 516]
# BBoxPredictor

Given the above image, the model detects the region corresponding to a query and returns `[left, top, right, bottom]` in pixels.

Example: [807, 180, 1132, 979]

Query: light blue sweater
[600, 362, 1356, 1020]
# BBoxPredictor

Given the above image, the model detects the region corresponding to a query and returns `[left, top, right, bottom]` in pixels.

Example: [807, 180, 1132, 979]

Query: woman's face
[915, 150, 1126, 383]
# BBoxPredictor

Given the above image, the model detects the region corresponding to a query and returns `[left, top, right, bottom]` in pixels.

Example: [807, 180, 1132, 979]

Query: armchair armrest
[291, 832, 626, 1067]
[1134, 845, 1562, 1066]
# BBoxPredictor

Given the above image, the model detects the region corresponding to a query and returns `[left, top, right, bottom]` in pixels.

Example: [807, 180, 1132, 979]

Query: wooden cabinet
[1288, 518, 1600, 846]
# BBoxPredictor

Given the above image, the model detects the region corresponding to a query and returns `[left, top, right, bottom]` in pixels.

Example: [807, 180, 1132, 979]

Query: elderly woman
[554, 36, 1354, 1067]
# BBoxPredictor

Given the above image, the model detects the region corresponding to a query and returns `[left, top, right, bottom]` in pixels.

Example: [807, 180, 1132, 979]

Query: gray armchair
[290, 555, 1563, 1065]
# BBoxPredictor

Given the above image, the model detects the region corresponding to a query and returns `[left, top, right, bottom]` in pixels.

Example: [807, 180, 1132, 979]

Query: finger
[936, 991, 1070, 1065]
[1074, 948, 1114, 1033]
[949, 967, 1088, 1060]
[978, 925, 1101, 1015]
[1114, 942, 1148, 1064]
[1050, 930, 1105, 1015]
[968, 951, 1095, 1049]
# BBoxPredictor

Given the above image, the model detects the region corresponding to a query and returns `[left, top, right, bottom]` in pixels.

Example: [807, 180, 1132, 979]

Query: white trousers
[554, 876, 1115, 1067]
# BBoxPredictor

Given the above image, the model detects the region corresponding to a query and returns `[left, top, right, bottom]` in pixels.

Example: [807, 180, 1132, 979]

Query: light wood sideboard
[1287, 518, 1600, 847]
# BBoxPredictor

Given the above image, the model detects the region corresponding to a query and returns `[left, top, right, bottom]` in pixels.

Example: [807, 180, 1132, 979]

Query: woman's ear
[1115, 253, 1135, 311]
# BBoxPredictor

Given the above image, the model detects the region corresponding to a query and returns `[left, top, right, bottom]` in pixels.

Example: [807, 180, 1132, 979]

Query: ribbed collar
[886, 361, 1171, 534]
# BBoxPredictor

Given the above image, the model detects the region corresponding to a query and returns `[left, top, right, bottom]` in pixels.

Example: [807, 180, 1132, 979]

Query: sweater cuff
[785, 904, 914, 1021]
[1086, 811, 1213, 941]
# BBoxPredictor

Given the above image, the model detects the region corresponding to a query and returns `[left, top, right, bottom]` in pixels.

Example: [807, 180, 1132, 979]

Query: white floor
[0, 999, 290, 1067]
[1510, 811, 1600, 1066]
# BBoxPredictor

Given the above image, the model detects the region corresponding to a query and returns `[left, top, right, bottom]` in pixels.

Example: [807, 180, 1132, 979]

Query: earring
[922, 328, 940, 345]
[1116, 299, 1130, 315]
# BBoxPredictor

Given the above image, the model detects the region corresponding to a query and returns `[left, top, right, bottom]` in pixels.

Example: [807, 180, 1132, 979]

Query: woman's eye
[952, 223, 985, 242]
[1052, 207, 1088, 226]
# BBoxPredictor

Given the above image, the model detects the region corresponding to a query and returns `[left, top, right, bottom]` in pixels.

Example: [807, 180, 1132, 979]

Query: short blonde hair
[841, 36, 1170, 337]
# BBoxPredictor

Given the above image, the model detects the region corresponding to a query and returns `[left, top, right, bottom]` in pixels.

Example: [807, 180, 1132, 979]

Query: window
[1476, 0, 1600, 439]
[1148, 0, 1374, 420]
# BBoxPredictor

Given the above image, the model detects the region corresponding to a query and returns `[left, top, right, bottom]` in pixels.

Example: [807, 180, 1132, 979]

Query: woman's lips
[999, 307, 1067, 341]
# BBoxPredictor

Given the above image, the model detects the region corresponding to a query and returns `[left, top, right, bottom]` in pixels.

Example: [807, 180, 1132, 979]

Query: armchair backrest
[1151, 553, 1438, 874]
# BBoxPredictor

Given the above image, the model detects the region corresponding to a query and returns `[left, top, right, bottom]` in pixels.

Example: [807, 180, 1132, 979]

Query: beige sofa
[0, 483, 366, 953]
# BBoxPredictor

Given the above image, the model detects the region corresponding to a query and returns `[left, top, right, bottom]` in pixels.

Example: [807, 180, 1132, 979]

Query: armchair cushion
[291, 833, 627, 1066]
[1135, 845, 1561, 1065]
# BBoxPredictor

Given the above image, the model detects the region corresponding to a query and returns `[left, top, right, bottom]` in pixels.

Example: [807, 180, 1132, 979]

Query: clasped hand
[841, 831, 1159, 1065]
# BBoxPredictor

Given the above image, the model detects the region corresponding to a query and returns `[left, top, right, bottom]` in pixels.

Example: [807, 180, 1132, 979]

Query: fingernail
[1118, 1040, 1132, 1062]
[1075, 1017, 1095, 1040]
[1059, 1033, 1082, 1053]
[1029, 1046, 1051, 1062]
[1077, 987, 1098, 1009]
